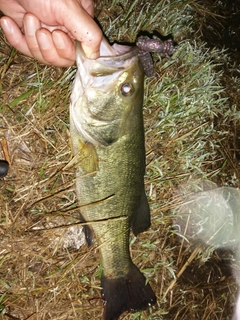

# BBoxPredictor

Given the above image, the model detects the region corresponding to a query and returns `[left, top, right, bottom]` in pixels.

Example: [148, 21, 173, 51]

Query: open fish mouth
[87, 46, 139, 78]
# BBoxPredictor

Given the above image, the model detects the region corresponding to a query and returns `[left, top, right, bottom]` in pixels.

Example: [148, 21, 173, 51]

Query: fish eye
[120, 83, 134, 96]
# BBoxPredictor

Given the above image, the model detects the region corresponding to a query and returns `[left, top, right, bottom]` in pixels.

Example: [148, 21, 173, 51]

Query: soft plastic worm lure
[136, 35, 176, 77]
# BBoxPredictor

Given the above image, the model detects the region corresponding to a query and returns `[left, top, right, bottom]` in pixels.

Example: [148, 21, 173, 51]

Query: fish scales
[70, 40, 156, 320]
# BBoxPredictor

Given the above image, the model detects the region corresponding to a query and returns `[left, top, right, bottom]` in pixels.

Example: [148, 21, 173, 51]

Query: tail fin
[101, 262, 156, 320]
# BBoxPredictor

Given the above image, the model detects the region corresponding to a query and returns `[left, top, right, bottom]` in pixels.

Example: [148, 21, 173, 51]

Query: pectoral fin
[76, 139, 99, 173]
[131, 191, 151, 236]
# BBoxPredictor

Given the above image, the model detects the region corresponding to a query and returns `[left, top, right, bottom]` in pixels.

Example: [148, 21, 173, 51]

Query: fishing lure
[136, 35, 176, 77]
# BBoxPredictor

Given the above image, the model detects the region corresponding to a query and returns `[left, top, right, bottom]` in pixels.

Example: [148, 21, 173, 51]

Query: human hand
[0, 0, 102, 66]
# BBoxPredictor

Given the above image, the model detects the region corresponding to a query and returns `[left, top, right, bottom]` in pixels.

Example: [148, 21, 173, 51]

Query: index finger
[57, 1, 102, 59]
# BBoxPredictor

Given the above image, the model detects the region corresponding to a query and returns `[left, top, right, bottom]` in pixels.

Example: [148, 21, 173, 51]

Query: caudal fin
[101, 262, 156, 320]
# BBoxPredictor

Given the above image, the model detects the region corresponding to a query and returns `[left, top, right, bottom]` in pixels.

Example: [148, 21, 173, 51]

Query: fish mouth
[83, 44, 139, 77]
[71, 41, 140, 98]
[98, 46, 138, 62]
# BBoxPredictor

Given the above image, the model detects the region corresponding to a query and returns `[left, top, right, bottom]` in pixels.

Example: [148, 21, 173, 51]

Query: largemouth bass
[70, 39, 156, 320]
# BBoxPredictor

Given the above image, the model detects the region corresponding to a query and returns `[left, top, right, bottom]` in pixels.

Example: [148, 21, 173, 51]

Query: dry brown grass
[1, 0, 240, 319]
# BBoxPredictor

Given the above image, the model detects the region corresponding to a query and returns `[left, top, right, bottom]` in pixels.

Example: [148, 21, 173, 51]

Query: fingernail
[89, 51, 100, 59]
[82, 44, 99, 59]
[37, 31, 51, 50]
[0, 18, 14, 34]
[24, 15, 37, 36]
[52, 32, 65, 49]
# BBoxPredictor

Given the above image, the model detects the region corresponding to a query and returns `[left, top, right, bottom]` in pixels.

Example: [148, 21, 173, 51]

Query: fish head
[70, 39, 144, 146]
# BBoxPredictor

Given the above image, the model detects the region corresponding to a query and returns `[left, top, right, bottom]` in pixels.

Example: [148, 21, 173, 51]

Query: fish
[70, 38, 156, 320]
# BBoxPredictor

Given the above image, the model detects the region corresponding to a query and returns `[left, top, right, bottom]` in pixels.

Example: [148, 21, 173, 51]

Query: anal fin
[131, 190, 151, 236]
